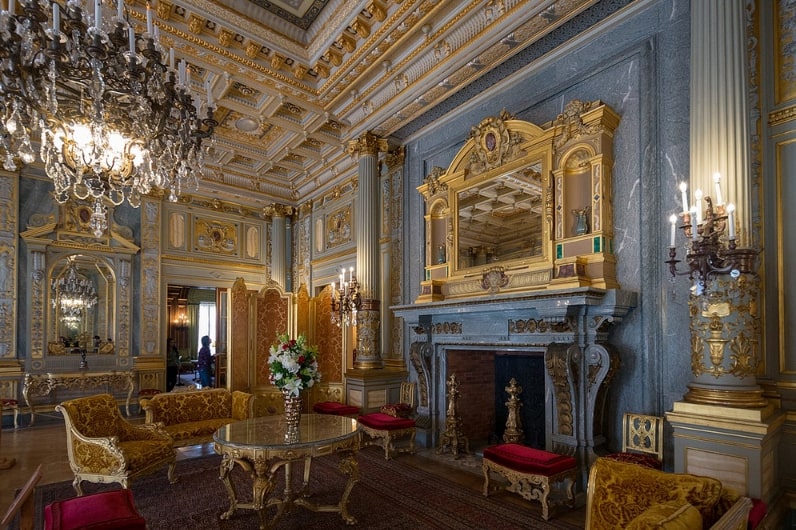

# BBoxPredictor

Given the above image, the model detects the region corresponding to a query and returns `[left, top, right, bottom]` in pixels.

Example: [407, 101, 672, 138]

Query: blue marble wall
[397, 0, 692, 455]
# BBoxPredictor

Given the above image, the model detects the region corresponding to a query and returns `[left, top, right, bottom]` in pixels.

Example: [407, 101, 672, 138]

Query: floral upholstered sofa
[142, 388, 254, 447]
[586, 457, 752, 529]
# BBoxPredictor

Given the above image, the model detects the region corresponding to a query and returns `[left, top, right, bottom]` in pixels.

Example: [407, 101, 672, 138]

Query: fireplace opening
[445, 350, 546, 449]
[494, 352, 546, 448]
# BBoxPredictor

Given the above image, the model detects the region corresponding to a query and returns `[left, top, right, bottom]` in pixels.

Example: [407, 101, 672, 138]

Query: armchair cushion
[626, 502, 703, 529]
[586, 457, 748, 530]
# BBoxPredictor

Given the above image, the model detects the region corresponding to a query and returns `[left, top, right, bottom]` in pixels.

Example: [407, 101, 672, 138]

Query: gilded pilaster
[0, 172, 17, 361]
[139, 197, 161, 357]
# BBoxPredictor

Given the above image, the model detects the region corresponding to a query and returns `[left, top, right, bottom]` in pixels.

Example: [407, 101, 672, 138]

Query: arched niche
[415, 101, 620, 303]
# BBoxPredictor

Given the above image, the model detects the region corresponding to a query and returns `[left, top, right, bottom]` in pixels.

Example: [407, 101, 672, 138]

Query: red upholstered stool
[312, 401, 361, 417]
[44, 489, 146, 530]
[358, 412, 416, 460]
[1, 398, 19, 429]
[482, 444, 577, 521]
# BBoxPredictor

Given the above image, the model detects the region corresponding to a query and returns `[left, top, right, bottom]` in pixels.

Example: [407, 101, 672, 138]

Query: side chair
[56, 393, 177, 496]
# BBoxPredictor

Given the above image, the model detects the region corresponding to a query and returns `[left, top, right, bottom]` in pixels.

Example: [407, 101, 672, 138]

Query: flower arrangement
[268, 333, 321, 397]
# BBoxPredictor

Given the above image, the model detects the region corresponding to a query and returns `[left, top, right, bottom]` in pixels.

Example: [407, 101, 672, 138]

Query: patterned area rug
[25, 447, 582, 529]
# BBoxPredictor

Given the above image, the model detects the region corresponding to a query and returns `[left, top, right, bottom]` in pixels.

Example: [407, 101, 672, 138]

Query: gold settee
[586, 457, 752, 529]
[142, 388, 254, 447]
[57, 393, 177, 496]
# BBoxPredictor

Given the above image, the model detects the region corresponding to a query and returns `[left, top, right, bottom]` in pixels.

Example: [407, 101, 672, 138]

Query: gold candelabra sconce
[665, 176, 758, 297]
[330, 267, 361, 327]
[175, 313, 189, 328]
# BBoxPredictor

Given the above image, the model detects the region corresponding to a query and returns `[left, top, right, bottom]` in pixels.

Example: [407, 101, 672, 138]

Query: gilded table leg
[218, 454, 242, 521]
[337, 450, 360, 525]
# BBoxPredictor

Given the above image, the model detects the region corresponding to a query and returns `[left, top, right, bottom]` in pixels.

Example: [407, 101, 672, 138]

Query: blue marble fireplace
[393, 286, 636, 484]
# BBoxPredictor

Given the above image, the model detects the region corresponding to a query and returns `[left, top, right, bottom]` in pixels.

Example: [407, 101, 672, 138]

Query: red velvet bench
[482, 443, 577, 521]
[312, 401, 361, 417]
[357, 412, 416, 460]
[44, 489, 146, 530]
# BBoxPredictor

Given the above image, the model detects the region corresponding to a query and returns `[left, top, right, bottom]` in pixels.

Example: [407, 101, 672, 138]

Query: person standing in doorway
[197, 335, 213, 388]
[166, 338, 181, 391]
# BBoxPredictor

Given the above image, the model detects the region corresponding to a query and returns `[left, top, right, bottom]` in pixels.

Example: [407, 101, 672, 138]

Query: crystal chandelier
[0, 0, 217, 237]
[330, 267, 361, 327]
[52, 257, 98, 320]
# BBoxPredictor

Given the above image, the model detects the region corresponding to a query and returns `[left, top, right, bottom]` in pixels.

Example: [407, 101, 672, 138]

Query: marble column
[667, 0, 782, 504]
[689, 0, 751, 245]
[347, 132, 389, 369]
[265, 204, 293, 291]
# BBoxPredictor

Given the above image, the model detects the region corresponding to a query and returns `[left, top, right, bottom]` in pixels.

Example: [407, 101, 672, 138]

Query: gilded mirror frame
[416, 101, 621, 303]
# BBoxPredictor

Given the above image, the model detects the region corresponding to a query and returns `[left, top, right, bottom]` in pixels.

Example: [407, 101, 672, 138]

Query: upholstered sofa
[142, 388, 254, 447]
[586, 457, 752, 529]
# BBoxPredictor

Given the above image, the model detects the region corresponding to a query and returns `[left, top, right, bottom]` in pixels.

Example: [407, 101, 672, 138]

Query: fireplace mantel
[392, 287, 636, 483]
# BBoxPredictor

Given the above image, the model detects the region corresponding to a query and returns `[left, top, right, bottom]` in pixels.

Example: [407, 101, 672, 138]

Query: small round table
[213, 414, 360, 529]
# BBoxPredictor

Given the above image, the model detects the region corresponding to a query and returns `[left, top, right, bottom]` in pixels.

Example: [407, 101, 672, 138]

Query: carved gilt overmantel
[399, 100, 632, 486]
[416, 101, 621, 303]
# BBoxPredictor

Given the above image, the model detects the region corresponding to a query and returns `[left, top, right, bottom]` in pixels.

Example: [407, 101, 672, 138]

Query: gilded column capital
[347, 131, 390, 158]
[263, 203, 294, 219]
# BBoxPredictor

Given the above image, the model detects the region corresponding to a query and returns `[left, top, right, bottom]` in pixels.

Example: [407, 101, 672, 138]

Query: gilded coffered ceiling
[134, 0, 597, 209]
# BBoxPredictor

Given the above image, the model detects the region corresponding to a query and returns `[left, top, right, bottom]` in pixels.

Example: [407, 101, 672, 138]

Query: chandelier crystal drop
[0, 0, 217, 236]
[52, 257, 98, 320]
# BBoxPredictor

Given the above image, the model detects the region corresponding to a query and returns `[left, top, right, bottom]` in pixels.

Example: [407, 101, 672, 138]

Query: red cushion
[358, 412, 416, 430]
[313, 402, 360, 416]
[748, 498, 767, 530]
[44, 489, 146, 530]
[380, 403, 412, 418]
[483, 444, 576, 476]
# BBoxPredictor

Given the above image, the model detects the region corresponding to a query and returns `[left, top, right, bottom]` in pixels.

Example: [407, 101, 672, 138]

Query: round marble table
[213, 414, 360, 529]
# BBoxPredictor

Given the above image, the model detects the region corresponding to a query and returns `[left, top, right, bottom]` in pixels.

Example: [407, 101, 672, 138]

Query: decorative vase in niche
[282, 389, 302, 443]
[572, 206, 591, 236]
[436, 244, 446, 264]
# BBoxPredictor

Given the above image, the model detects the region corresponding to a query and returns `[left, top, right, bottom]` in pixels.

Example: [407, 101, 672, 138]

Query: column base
[683, 384, 767, 408]
[344, 369, 408, 414]
[666, 400, 784, 503]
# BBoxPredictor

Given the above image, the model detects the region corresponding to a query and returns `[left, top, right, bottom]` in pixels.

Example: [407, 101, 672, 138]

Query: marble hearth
[392, 287, 636, 484]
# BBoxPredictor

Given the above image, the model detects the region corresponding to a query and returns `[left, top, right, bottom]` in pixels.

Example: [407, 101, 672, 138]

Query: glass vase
[282, 389, 302, 443]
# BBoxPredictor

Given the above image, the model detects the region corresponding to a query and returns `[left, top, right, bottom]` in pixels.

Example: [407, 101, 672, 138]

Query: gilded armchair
[56, 393, 177, 496]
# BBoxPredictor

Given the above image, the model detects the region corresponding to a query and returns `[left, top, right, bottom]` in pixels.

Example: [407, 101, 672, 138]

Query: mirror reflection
[48, 254, 115, 355]
[456, 162, 544, 269]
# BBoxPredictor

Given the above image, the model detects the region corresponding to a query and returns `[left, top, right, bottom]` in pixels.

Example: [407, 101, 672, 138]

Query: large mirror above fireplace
[416, 101, 621, 303]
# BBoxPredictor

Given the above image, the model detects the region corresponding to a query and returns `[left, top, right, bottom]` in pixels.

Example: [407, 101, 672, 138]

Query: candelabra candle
[713, 173, 724, 205]
[680, 182, 689, 214]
